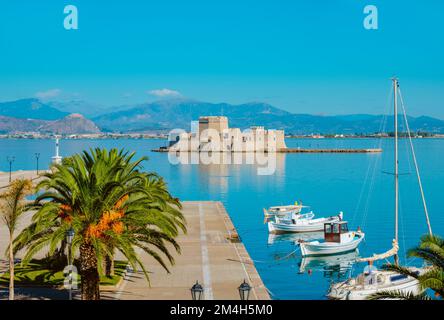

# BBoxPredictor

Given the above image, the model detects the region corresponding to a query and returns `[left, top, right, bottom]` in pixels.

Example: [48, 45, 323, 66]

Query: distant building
[169, 116, 287, 152]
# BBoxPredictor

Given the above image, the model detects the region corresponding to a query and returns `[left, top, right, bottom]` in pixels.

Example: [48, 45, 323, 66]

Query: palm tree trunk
[8, 234, 14, 300]
[105, 255, 114, 277]
[79, 242, 100, 300]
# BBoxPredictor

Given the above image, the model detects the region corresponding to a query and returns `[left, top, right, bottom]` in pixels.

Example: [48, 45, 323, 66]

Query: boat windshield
[325, 224, 332, 233]
[333, 224, 340, 233]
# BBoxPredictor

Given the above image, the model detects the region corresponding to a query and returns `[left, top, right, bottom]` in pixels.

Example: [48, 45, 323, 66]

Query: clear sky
[1, 0, 443, 117]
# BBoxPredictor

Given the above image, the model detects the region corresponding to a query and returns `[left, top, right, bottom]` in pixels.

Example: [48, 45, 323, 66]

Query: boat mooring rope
[228, 245, 301, 266]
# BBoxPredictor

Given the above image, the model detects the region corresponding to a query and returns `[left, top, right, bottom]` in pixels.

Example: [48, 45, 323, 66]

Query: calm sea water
[1, 138, 443, 299]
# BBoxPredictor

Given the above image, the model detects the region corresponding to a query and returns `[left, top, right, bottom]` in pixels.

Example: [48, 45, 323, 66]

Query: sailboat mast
[393, 77, 399, 266]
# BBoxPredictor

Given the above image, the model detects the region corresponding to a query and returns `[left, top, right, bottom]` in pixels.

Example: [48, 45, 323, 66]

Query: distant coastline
[0, 133, 168, 140]
[1, 132, 444, 140]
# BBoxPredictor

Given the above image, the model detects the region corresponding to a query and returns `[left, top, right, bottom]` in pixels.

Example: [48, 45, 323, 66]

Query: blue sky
[0, 0, 443, 117]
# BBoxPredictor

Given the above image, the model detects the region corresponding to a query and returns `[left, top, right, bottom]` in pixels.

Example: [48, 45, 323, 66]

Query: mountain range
[0, 99, 100, 134]
[1, 98, 444, 135]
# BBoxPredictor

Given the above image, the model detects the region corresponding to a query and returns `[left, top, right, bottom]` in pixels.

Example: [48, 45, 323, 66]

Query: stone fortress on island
[152, 115, 382, 154]
[168, 116, 287, 152]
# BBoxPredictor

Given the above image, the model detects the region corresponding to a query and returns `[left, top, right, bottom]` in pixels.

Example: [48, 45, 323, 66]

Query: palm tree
[0, 179, 33, 300]
[86, 149, 184, 277]
[14, 148, 186, 300]
[368, 234, 444, 300]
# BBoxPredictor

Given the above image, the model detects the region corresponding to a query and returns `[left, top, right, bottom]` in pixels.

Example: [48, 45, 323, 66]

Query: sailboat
[327, 78, 434, 300]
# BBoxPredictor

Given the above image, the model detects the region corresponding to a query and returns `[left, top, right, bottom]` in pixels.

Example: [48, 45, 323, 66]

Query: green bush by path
[0, 259, 128, 287]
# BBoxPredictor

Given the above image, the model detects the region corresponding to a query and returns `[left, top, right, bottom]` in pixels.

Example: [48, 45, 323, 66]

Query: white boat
[327, 78, 434, 300]
[263, 202, 306, 220]
[268, 212, 343, 233]
[299, 221, 364, 256]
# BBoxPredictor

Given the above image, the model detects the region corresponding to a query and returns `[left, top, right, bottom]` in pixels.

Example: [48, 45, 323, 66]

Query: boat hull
[300, 233, 364, 257]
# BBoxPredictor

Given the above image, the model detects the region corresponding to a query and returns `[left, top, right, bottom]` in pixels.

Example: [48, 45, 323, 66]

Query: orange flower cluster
[114, 195, 129, 210]
[86, 210, 125, 239]
[58, 204, 73, 223]
[86, 196, 128, 239]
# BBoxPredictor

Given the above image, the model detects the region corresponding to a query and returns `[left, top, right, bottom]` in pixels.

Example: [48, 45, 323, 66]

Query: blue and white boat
[299, 221, 364, 256]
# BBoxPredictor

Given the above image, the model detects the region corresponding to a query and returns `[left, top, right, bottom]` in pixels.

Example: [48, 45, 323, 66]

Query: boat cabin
[324, 221, 349, 243]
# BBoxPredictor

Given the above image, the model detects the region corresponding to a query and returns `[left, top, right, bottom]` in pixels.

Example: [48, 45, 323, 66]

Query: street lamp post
[238, 279, 251, 301]
[66, 227, 75, 300]
[190, 281, 204, 300]
[35, 153, 40, 175]
[6, 156, 15, 182]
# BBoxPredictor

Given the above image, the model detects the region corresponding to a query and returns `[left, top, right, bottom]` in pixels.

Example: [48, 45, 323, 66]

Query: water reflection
[267, 232, 323, 245]
[171, 152, 286, 199]
[169, 152, 286, 175]
[298, 250, 359, 280]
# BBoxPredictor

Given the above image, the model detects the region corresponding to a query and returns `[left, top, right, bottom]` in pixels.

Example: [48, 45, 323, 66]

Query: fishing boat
[268, 211, 343, 233]
[299, 221, 364, 256]
[263, 201, 306, 221]
[327, 78, 434, 300]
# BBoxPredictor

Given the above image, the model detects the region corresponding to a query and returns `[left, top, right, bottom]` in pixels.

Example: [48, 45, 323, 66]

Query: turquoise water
[1, 138, 443, 299]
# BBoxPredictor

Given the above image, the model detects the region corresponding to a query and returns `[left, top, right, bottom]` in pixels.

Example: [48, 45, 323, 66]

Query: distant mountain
[0, 115, 45, 133]
[2, 98, 444, 134]
[0, 113, 100, 135]
[47, 100, 107, 117]
[93, 99, 294, 132]
[0, 98, 69, 120]
[92, 100, 444, 134]
[38, 114, 101, 134]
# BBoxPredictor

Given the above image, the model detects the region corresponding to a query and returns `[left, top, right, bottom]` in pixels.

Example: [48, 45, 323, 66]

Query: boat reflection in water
[267, 232, 323, 245]
[298, 251, 359, 280]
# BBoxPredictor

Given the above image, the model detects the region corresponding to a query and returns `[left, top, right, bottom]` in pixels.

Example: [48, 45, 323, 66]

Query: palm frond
[367, 290, 431, 300]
